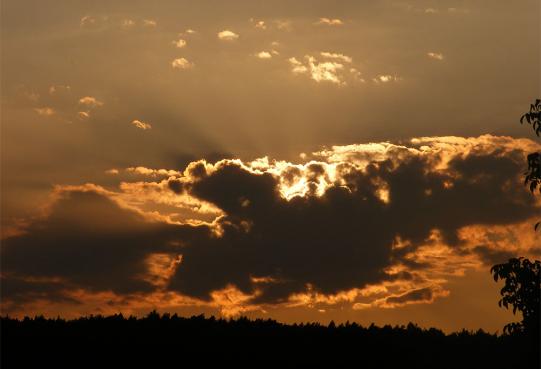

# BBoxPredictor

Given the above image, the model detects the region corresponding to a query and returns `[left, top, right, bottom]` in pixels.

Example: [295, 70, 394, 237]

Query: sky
[1, 0, 540, 332]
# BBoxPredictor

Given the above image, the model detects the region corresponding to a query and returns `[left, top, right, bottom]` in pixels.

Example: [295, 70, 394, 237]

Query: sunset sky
[1, 0, 540, 332]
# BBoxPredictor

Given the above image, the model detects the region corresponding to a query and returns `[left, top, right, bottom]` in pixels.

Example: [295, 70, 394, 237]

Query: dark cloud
[1, 190, 207, 299]
[168, 149, 538, 303]
[1, 142, 539, 309]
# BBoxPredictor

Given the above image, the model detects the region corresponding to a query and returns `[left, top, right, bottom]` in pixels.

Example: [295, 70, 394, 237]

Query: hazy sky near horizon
[1, 0, 540, 331]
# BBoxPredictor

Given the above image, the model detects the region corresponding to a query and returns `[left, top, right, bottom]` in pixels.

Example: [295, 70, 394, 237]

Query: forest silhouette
[1, 311, 540, 368]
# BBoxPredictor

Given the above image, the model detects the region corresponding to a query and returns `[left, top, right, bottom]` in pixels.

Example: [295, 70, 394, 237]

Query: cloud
[2, 136, 539, 314]
[251, 19, 266, 30]
[171, 58, 194, 69]
[289, 57, 309, 74]
[1, 188, 196, 302]
[35, 107, 55, 116]
[143, 19, 157, 27]
[274, 20, 292, 31]
[121, 19, 136, 28]
[256, 51, 272, 59]
[427, 52, 444, 61]
[78, 111, 90, 120]
[290, 56, 346, 85]
[372, 75, 401, 84]
[80, 15, 96, 27]
[217, 30, 239, 41]
[316, 17, 344, 26]
[173, 39, 187, 48]
[131, 120, 152, 130]
[78, 96, 104, 107]
[320, 52, 353, 63]
[49, 85, 71, 95]
[354, 286, 450, 309]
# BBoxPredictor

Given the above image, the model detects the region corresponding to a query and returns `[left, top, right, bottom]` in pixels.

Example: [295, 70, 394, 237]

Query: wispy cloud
[35, 107, 55, 116]
[131, 120, 152, 130]
[427, 52, 444, 60]
[316, 17, 343, 26]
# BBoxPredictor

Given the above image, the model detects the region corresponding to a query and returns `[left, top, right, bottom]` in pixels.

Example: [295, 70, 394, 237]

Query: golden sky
[1, 0, 540, 332]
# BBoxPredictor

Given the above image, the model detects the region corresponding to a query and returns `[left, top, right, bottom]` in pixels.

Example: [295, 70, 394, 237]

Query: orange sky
[1, 0, 540, 332]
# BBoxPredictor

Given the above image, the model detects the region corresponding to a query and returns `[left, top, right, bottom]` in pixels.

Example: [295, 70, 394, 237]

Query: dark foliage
[1, 312, 539, 369]
[520, 99, 541, 230]
[491, 258, 541, 336]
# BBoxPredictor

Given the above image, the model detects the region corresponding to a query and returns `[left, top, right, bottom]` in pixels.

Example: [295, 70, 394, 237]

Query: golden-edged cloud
[2, 135, 539, 317]
[131, 119, 152, 130]
[78, 96, 104, 107]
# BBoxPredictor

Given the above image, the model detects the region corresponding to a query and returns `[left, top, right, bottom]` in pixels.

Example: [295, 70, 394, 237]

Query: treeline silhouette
[1, 312, 538, 368]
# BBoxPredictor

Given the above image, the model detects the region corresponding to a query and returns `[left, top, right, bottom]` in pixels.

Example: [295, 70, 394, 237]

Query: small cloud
[372, 75, 402, 84]
[290, 56, 346, 85]
[256, 51, 272, 59]
[217, 30, 239, 41]
[105, 169, 119, 175]
[185, 29, 196, 34]
[49, 85, 71, 95]
[121, 19, 136, 28]
[79, 96, 104, 107]
[316, 17, 343, 26]
[289, 57, 308, 74]
[427, 52, 444, 61]
[173, 39, 187, 48]
[131, 120, 152, 130]
[448, 7, 469, 14]
[252, 19, 266, 30]
[320, 52, 352, 63]
[78, 111, 90, 120]
[35, 107, 55, 116]
[350, 68, 365, 83]
[171, 58, 194, 69]
[80, 15, 96, 27]
[424, 8, 438, 14]
[143, 19, 157, 27]
[275, 20, 292, 31]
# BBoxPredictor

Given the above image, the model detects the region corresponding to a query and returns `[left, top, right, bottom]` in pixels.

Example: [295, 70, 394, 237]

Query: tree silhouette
[520, 99, 541, 229]
[490, 257, 540, 336]
[487, 101, 541, 340]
